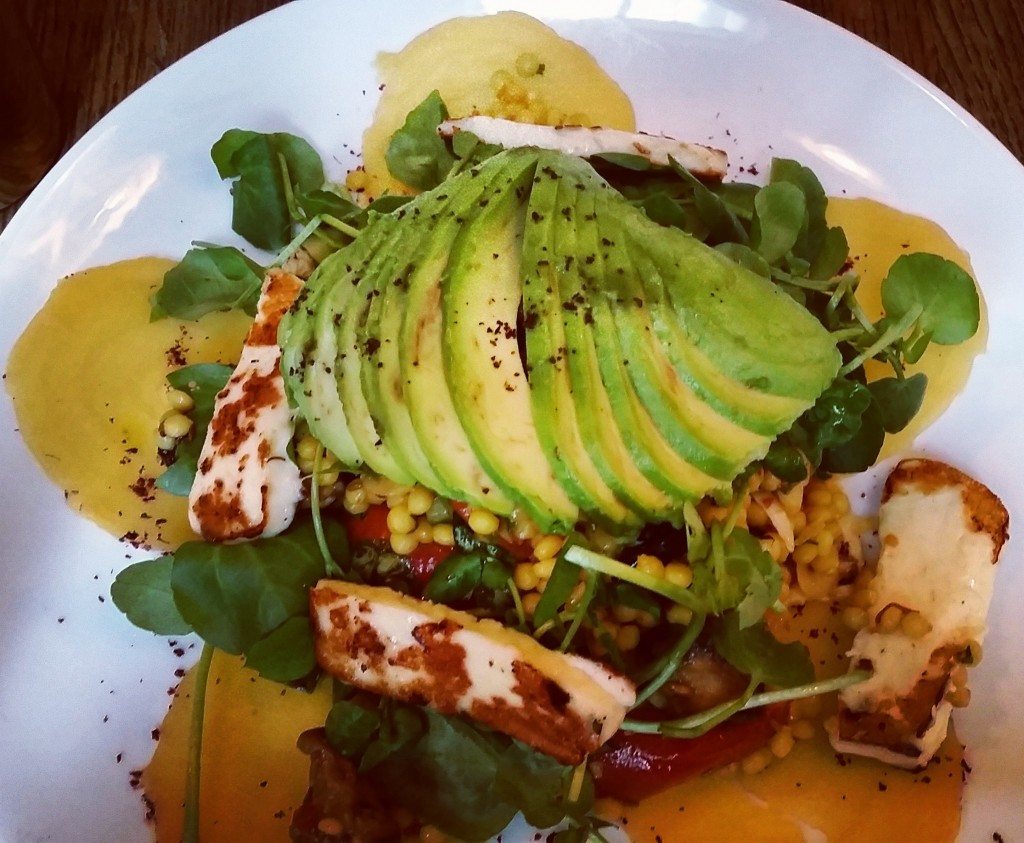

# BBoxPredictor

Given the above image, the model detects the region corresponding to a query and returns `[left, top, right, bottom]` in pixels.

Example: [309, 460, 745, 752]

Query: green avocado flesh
[279, 150, 840, 530]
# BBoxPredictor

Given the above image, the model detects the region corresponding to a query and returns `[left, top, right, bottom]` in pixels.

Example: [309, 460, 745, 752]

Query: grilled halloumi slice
[830, 458, 1009, 768]
[310, 580, 636, 765]
[188, 270, 305, 542]
[438, 116, 727, 180]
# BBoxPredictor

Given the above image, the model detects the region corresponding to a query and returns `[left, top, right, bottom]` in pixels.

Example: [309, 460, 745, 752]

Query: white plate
[1, 1, 1022, 840]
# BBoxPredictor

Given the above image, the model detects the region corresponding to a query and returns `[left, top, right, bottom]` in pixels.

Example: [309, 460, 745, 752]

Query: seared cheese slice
[188, 270, 305, 542]
[310, 580, 636, 765]
[831, 458, 1008, 768]
[438, 116, 727, 180]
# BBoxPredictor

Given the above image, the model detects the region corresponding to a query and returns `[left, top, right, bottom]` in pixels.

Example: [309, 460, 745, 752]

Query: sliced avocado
[576, 181, 727, 505]
[556, 180, 682, 523]
[521, 155, 640, 527]
[442, 150, 579, 531]
[619, 206, 840, 403]
[333, 217, 418, 483]
[358, 188, 459, 492]
[279, 220, 397, 468]
[595, 205, 763, 479]
[400, 157, 524, 515]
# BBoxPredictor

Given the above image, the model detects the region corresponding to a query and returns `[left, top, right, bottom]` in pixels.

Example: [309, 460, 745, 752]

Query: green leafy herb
[689, 524, 781, 627]
[385, 91, 455, 191]
[150, 246, 264, 321]
[325, 698, 381, 756]
[243, 615, 317, 682]
[110, 556, 193, 635]
[881, 252, 980, 345]
[768, 158, 828, 262]
[752, 181, 806, 264]
[156, 363, 234, 496]
[532, 535, 586, 627]
[423, 551, 511, 611]
[211, 129, 325, 249]
[868, 373, 928, 433]
[333, 701, 593, 841]
[712, 611, 814, 688]
[160, 517, 346, 681]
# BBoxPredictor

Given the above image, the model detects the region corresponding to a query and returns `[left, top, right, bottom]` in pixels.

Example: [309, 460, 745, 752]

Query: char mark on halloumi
[830, 458, 1008, 769]
[188, 270, 305, 542]
[310, 580, 636, 765]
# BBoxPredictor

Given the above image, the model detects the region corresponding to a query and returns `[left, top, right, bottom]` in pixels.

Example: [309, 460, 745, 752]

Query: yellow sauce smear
[143, 651, 331, 842]
[5, 258, 250, 549]
[360, 11, 636, 199]
[827, 197, 987, 458]
[601, 601, 964, 842]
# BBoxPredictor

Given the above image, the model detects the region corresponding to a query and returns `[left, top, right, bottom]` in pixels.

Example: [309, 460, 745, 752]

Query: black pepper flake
[877, 781, 888, 792]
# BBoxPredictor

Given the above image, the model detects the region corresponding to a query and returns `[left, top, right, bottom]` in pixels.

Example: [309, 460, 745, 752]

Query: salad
[4, 10, 1010, 843]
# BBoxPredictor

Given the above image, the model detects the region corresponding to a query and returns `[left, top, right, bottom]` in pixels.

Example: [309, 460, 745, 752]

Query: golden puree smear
[5, 258, 251, 549]
[602, 601, 964, 842]
[142, 651, 332, 843]
[359, 11, 636, 199]
[827, 197, 987, 458]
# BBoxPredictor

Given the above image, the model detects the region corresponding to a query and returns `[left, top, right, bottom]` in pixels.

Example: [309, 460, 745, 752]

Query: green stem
[560, 569, 598, 652]
[183, 644, 214, 843]
[632, 613, 706, 707]
[839, 304, 923, 376]
[564, 545, 702, 610]
[507, 577, 527, 630]
[320, 213, 362, 239]
[273, 214, 323, 267]
[311, 449, 342, 577]
[278, 152, 300, 222]
[621, 670, 870, 738]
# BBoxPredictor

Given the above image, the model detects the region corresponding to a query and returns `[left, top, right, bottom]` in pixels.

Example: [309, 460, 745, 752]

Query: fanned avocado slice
[577, 184, 726, 505]
[442, 150, 579, 531]
[399, 157, 520, 514]
[595, 206, 761, 479]
[358, 187, 463, 492]
[521, 154, 640, 527]
[279, 220, 398, 468]
[621, 207, 841, 402]
[557, 180, 682, 523]
[334, 218, 419, 483]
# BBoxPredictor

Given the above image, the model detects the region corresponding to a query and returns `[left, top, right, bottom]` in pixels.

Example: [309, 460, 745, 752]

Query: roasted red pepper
[341, 504, 454, 583]
[593, 708, 783, 803]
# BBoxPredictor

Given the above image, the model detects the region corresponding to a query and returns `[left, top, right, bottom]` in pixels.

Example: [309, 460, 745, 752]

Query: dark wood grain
[2, 0, 1021, 229]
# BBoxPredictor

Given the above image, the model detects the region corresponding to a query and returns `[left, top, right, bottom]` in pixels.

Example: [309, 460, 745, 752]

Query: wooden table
[3, 0, 1022, 229]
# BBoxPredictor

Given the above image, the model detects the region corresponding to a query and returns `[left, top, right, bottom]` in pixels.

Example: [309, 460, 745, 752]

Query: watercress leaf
[212, 131, 325, 250]
[800, 377, 873, 457]
[297, 188, 360, 221]
[881, 252, 980, 344]
[361, 703, 425, 771]
[903, 327, 933, 364]
[762, 438, 808, 483]
[710, 181, 759, 220]
[244, 616, 316, 682]
[423, 551, 487, 603]
[495, 739, 594, 829]
[752, 181, 806, 264]
[669, 157, 748, 244]
[638, 191, 687, 228]
[211, 128, 258, 178]
[171, 517, 346, 653]
[593, 151, 654, 171]
[712, 612, 814, 688]
[868, 373, 928, 433]
[111, 556, 193, 635]
[769, 158, 828, 261]
[157, 363, 233, 496]
[367, 710, 517, 840]
[821, 393, 885, 473]
[809, 225, 849, 280]
[325, 699, 381, 758]
[690, 527, 779, 624]
[385, 90, 455, 191]
[716, 242, 771, 277]
[150, 246, 264, 321]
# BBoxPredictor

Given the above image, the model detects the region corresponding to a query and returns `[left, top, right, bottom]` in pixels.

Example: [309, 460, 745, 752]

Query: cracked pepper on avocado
[7, 11, 1008, 843]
